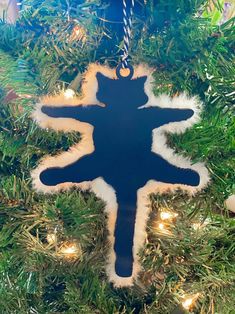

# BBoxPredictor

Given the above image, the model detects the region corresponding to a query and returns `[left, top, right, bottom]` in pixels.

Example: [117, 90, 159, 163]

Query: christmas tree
[0, 1, 234, 313]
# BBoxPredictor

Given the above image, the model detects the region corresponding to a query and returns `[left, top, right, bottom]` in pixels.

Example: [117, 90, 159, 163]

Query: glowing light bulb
[192, 219, 210, 230]
[61, 245, 77, 254]
[192, 222, 202, 230]
[160, 211, 178, 220]
[158, 223, 165, 230]
[64, 88, 75, 99]
[47, 233, 56, 244]
[59, 242, 80, 258]
[182, 293, 200, 310]
[182, 297, 194, 309]
[70, 25, 87, 42]
[156, 222, 172, 235]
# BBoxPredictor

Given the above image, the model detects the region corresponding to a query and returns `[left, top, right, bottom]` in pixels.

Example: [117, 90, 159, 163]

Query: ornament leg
[147, 154, 200, 186]
[39, 155, 100, 186]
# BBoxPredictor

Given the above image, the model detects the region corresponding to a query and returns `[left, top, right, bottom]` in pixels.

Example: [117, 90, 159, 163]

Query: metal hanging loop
[116, 63, 134, 79]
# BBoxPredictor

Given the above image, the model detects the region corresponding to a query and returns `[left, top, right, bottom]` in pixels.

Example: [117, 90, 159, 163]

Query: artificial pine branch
[0, 0, 234, 312]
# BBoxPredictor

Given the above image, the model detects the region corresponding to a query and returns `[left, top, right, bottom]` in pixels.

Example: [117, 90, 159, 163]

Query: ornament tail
[113, 190, 137, 278]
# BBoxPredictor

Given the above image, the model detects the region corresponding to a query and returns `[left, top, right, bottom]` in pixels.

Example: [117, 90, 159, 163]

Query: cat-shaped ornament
[32, 64, 209, 287]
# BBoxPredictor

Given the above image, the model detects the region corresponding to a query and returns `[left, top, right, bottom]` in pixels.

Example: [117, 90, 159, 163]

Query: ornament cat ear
[134, 75, 147, 84]
[96, 71, 111, 83]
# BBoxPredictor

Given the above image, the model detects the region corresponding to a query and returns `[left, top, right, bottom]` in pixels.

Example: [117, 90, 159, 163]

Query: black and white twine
[122, 0, 135, 68]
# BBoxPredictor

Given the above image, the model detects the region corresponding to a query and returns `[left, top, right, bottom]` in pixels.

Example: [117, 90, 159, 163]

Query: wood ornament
[31, 64, 209, 287]
[0, 0, 19, 23]
[225, 194, 235, 213]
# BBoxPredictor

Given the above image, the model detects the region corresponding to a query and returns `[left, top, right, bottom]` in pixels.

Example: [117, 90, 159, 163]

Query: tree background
[0, 0, 234, 313]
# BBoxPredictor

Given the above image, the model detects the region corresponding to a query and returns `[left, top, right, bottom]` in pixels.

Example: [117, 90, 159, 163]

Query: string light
[155, 222, 172, 235]
[192, 218, 210, 230]
[181, 293, 200, 311]
[158, 222, 165, 230]
[46, 233, 57, 244]
[60, 244, 77, 254]
[152, 207, 178, 235]
[160, 211, 178, 220]
[63, 72, 82, 99]
[46, 225, 61, 245]
[64, 88, 75, 99]
[59, 242, 81, 258]
[70, 25, 87, 42]
[192, 222, 203, 230]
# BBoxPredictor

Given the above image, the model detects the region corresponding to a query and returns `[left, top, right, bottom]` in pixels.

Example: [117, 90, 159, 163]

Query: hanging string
[65, 0, 71, 21]
[122, 0, 135, 68]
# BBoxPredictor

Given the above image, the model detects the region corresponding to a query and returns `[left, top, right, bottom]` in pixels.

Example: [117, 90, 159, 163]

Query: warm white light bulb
[156, 222, 172, 235]
[47, 233, 56, 244]
[182, 293, 200, 310]
[160, 211, 178, 220]
[64, 88, 75, 99]
[158, 223, 165, 230]
[160, 212, 171, 220]
[182, 297, 194, 309]
[62, 246, 77, 254]
[192, 219, 210, 230]
[59, 243, 80, 257]
[192, 222, 202, 230]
